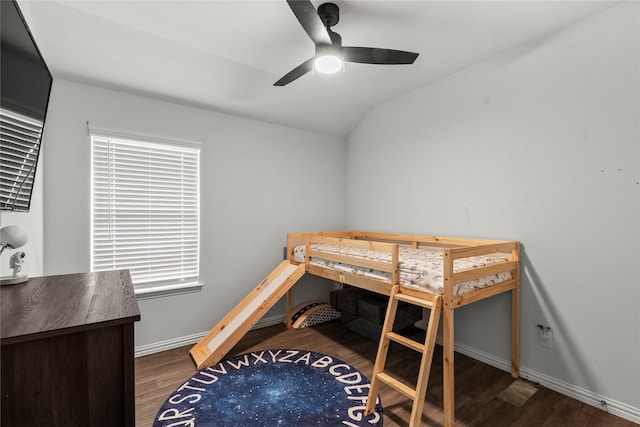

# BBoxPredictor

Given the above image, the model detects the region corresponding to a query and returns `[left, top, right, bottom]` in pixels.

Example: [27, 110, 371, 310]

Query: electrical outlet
[537, 325, 553, 349]
[539, 332, 552, 348]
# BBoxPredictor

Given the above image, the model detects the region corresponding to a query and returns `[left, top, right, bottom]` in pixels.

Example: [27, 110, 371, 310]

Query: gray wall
[41, 79, 346, 349]
[346, 2, 639, 418]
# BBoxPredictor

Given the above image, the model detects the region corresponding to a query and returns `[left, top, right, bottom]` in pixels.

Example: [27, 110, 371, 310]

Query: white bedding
[293, 243, 512, 295]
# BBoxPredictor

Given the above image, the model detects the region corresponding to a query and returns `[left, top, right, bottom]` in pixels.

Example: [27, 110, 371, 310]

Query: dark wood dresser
[1, 270, 141, 426]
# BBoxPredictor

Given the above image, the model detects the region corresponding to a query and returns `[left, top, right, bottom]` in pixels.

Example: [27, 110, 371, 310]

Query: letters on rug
[154, 349, 383, 426]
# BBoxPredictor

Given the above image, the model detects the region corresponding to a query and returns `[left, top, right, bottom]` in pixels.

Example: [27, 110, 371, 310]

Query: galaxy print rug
[153, 349, 383, 426]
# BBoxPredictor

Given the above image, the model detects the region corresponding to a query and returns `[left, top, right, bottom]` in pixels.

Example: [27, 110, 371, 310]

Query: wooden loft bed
[286, 231, 521, 427]
[191, 230, 519, 427]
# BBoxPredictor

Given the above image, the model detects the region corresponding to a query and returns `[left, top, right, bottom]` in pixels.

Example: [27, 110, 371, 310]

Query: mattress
[293, 243, 512, 295]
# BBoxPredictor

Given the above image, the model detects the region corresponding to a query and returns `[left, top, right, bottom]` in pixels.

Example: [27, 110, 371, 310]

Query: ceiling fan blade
[274, 58, 315, 86]
[287, 0, 332, 46]
[342, 47, 419, 65]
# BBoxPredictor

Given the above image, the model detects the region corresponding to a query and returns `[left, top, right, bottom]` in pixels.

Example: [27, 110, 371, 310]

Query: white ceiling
[18, 0, 617, 138]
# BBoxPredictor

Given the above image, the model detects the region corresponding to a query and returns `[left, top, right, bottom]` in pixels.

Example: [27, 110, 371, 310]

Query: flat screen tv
[1, 0, 52, 212]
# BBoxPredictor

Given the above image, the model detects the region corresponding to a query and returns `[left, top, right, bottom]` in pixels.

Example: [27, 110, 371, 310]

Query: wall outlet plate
[538, 328, 553, 348]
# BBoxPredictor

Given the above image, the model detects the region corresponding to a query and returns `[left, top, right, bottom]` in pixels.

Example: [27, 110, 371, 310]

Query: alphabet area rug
[153, 349, 383, 427]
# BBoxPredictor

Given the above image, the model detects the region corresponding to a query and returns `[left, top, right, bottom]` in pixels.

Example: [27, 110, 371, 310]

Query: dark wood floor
[135, 321, 636, 426]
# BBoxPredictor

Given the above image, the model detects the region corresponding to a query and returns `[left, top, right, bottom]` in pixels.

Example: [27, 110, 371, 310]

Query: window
[90, 130, 201, 298]
[0, 108, 43, 212]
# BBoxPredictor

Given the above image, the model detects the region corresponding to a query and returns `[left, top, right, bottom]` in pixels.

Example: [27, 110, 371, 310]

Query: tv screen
[1, 0, 52, 212]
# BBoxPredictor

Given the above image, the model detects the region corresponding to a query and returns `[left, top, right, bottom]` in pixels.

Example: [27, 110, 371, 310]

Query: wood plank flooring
[135, 321, 637, 426]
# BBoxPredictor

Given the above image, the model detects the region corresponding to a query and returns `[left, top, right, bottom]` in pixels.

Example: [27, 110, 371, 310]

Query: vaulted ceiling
[18, 1, 617, 138]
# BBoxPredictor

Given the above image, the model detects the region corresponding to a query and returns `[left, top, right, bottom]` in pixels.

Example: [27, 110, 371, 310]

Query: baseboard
[135, 331, 205, 357]
[448, 340, 640, 424]
[134, 314, 287, 358]
[253, 313, 287, 329]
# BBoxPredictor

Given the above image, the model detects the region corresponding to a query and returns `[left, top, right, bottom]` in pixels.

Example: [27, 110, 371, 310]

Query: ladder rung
[376, 372, 416, 400]
[386, 332, 424, 353]
[394, 293, 434, 309]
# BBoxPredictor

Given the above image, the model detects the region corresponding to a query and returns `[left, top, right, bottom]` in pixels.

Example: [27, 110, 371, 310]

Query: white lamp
[314, 44, 343, 74]
[1, 225, 29, 285]
[315, 55, 343, 74]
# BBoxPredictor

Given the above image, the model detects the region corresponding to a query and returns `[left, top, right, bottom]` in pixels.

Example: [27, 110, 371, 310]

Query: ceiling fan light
[314, 55, 343, 74]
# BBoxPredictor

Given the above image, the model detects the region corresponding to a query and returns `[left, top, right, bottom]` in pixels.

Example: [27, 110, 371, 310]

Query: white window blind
[0, 108, 43, 211]
[90, 133, 200, 291]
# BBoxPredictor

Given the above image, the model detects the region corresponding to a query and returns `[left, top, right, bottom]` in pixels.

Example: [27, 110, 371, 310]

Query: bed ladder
[364, 285, 442, 427]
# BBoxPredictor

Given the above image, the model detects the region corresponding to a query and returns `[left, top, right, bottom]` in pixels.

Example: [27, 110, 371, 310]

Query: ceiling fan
[274, 1, 419, 86]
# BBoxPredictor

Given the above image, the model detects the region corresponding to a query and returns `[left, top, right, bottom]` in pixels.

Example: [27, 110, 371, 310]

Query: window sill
[135, 282, 203, 300]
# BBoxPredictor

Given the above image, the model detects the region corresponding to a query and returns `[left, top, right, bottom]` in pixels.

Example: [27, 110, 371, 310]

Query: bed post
[286, 289, 293, 329]
[442, 249, 455, 427]
[511, 242, 521, 378]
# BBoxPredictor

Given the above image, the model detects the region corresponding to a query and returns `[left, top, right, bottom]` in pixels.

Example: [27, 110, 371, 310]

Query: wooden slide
[190, 260, 306, 370]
